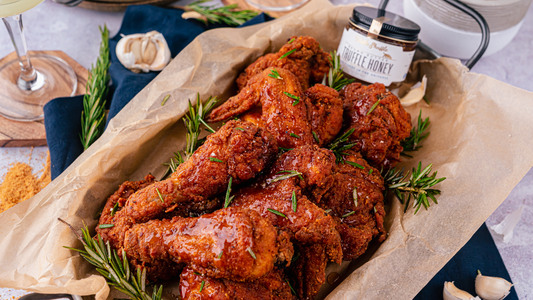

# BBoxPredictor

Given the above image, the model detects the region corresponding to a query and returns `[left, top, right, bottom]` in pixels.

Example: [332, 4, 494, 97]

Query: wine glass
[0, 0, 77, 121]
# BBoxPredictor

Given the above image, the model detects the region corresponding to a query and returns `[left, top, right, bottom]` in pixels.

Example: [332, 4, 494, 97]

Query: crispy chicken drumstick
[124, 208, 293, 282]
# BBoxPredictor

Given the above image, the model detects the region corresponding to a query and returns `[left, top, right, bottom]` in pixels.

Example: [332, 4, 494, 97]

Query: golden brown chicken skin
[341, 82, 412, 169]
[124, 208, 293, 282]
[289, 244, 328, 300]
[230, 146, 342, 265]
[314, 150, 386, 261]
[179, 267, 296, 300]
[208, 68, 314, 149]
[97, 120, 278, 251]
[208, 70, 343, 149]
[236, 36, 331, 91]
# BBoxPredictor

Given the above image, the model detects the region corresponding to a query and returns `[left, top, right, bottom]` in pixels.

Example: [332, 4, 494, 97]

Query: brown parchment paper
[1, 0, 533, 299]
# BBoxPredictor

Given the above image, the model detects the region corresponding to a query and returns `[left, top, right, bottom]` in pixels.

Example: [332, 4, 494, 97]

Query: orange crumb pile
[0, 153, 51, 214]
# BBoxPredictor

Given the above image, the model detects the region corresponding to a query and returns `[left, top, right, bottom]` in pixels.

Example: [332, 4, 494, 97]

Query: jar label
[337, 28, 415, 86]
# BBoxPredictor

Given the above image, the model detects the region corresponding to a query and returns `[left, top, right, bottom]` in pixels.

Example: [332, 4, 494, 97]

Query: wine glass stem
[3, 14, 44, 91]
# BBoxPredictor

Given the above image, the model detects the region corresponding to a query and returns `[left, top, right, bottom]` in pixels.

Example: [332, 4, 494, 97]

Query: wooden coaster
[0, 50, 87, 147]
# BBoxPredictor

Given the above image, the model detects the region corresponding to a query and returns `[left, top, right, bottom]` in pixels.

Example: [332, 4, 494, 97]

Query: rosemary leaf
[99, 224, 114, 229]
[346, 161, 365, 169]
[286, 279, 297, 295]
[353, 187, 358, 208]
[110, 202, 119, 217]
[209, 157, 224, 163]
[235, 127, 245, 131]
[342, 211, 355, 218]
[247, 247, 257, 259]
[270, 170, 304, 183]
[289, 133, 301, 139]
[284, 92, 300, 101]
[156, 188, 164, 203]
[312, 131, 319, 144]
[279, 48, 296, 60]
[217, 251, 223, 259]
[288, 38, 295, 44]
[367, 100, 380, 115]
[224, 177, 233, 208]
[199, 280, 205, 292]
[291, 190, 297, 212]
[161, 94, 170, 106]
[267, 208, 287, 218]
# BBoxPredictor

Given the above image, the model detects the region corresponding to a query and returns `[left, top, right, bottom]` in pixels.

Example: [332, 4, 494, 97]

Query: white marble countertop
[0, 0, 532, 299]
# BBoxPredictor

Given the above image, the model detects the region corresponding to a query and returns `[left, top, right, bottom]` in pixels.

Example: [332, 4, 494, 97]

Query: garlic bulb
[475, 271, 513, 300]
[400, 75, 427, 107]
[443, 281, 480, 300]
[116, 31, 171, 73]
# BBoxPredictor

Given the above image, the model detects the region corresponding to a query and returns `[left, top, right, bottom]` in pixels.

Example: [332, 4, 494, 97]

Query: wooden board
[0, 51, 87, 147]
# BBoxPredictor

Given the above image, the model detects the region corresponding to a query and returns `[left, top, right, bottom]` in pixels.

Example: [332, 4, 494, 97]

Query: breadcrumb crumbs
[0, 153, 51, 214]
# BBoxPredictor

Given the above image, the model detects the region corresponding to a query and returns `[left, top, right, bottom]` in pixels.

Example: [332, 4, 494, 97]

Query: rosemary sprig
[161, 94, 218, 180]
[323, 50, 355, 91]
[80, 25, 110, 150]
[401, 110, 430, 156]
[269, 170, 304, 183]
[184, 0, 258, 26]
[327, 128, 357, 163]
[383, 162, 446, 214]
[184, 94, 219, 157]
[58, 219, 163, 300]
[268, 69, 283, 80]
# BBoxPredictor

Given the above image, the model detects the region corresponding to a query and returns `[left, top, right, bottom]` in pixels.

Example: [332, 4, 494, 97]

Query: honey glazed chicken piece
[236, 36, 331, 91]
[341, 82, 412, 169]
[124, 208, 293, 281]
[208, 68, 343, 148]
[313, 149, 386, 261]
[230, 145, 343, 265]
[96, 120, 278, 252]
[179, 267, 296, 300]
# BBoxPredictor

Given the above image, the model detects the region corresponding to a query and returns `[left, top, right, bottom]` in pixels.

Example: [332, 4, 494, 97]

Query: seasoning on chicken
[179, 267, 296, 300]
[236, 36, 331, 91]
[341, 82, 412, 169]
[207, 69, 343, 148]
[97, 120, 278, 251]
[124, 208, 293, 281]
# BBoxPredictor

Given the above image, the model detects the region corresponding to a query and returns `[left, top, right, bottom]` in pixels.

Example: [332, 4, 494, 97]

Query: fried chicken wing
[341, 82, 412, 169]
[208, 70, 344, 149]
[231, 146, 342, 265]
[208, 68, 314, 148]
[124, 208, 293, 281]
[236, 36, 331, 91]
[97, 120, 277, 251]
[179, 267, 296, 300]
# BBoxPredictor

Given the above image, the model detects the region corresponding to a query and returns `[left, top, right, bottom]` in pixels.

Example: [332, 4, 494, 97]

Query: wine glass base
[244, 0, 309, 11]
[0, 53, 77, 122]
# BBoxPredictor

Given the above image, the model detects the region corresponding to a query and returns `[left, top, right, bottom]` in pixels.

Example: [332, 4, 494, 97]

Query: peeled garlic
[491, 205, 524, 243]
[443, 281, 480, 300]
[116, 31, 171, 73]
[475, 271, 513, 300]
[400, 75, 427, 107]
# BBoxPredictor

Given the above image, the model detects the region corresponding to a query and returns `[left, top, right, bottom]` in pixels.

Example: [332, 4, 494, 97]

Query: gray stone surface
[0, 0, 532, 299]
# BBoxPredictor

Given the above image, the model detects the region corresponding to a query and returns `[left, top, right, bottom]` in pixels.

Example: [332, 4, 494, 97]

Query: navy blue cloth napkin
[44, 5, 272, 179]
[43, 5, 517, 299]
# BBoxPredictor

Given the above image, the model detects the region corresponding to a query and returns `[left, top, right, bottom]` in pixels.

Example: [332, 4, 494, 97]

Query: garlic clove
[443, 281, 480, 300]
[116, 31, 171, 73]
[490, 205, 524, 243]
[475, 271, 513, 300]
[400, 75, 427, 107]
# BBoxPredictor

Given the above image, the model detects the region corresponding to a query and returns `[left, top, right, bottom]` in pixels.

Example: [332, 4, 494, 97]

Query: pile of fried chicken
[96, 36, 412, 300]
